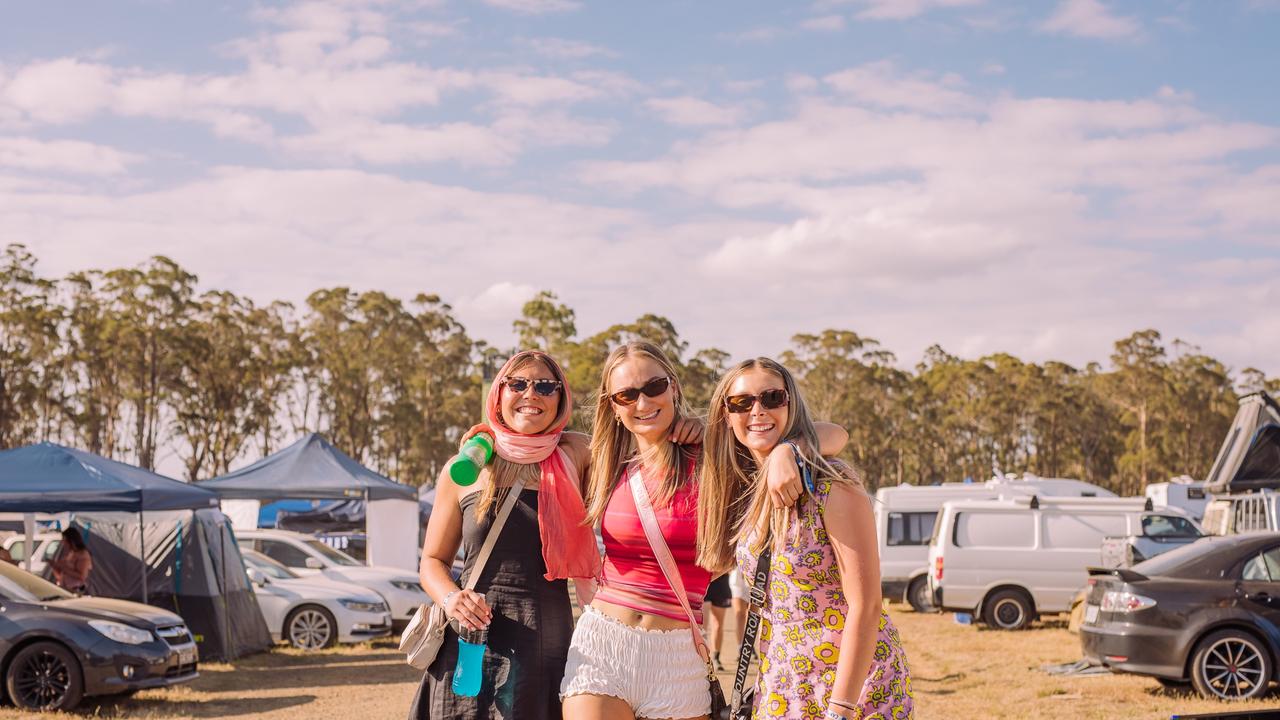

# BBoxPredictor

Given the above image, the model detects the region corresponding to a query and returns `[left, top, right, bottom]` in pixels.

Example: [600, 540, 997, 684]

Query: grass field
[6, 607, 1280, 719]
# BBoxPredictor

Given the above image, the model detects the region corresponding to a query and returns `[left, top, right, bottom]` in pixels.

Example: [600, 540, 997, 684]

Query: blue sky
[2, 0, 1277, 377]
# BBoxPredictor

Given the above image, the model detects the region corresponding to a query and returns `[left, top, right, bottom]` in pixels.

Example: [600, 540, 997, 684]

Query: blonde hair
[584, 341, 696, 526]
[696, 357, 861, 572]
[474, 351, 567, 520]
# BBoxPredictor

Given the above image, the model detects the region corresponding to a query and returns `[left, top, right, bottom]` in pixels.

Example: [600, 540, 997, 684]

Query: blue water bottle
[451, 626, 487, 697]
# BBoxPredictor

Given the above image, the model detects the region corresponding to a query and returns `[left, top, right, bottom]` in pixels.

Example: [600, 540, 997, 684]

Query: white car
[241, 550, 392, 649]
[1, 532, 61, 574]
[236, 528, 428, 631]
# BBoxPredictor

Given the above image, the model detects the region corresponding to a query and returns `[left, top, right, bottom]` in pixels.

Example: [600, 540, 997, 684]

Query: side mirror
[304, 557, 323, 570]
[246, 567, 268, 586]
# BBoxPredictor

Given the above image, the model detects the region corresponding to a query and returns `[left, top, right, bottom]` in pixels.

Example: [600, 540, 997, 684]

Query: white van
[876, 477, 1114, 611]
[926, 496, 1200, 629]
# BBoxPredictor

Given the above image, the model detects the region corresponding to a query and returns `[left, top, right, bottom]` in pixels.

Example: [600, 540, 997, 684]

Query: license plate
[1085, 604, 1099, 624]
[178, 646, 197, 665]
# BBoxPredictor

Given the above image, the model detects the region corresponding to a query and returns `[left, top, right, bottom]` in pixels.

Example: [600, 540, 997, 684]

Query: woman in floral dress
[698, 357, 913, 720]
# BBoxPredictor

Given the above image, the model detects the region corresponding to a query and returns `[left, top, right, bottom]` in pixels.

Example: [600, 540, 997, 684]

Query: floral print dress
[735, 474, 914, 720]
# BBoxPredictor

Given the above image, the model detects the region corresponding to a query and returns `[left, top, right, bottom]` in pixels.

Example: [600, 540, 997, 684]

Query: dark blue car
[0, 560, 199, 711]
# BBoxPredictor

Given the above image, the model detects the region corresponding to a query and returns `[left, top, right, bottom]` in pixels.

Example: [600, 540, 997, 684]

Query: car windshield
[304, 539, 361, 566]
[244, 551, 300, 580]
[1142, 514, 1202, 539]
[0, 559, 73, 602]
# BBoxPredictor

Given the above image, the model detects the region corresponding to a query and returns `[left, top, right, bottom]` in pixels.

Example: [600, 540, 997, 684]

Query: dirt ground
[6, 607, 1280, 719]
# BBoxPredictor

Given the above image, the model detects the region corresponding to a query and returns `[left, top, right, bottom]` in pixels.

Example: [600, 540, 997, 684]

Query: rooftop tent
[0, 442, 220, 513]
[199, 434, 419, 572]
[73, 509, 272, 662]
[1204, 391, 1280, 494]
[198, 433, 415, 501]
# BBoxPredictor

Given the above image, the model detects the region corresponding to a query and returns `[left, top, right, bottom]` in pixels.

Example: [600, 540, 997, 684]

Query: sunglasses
[724, 388, 789, 414]
[609, 376, 671, 406]
[502, 376, 563, 397]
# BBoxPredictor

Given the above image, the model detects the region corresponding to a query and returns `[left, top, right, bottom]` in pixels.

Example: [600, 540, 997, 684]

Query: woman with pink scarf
[412, 350, 700, 720]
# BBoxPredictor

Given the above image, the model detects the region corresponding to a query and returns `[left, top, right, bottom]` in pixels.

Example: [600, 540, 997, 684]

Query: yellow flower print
[801, 550, 824, 567]
[823, 608, 846, 631]
[802, 617, 823, 639]
[797, 682, 814, 698]
[760, 619, 773, 642]
[760, 655, 771, 673]
[777, 607, 793, 623]
[814, 641, 840, 664]
[771, 579, 790, 602]
[785, 625, 805, 643]
[766, 692, 789, 717]
[866, 683, 889, 706]
[790, 655, 814, 675]
[878, 614, 888, 631]
[798, 594, 819, 614]
[802, 700, 823, 719]
[775, 556, 795, 576]
[873, 639, 891, 661]
[820, 668, 836, 686]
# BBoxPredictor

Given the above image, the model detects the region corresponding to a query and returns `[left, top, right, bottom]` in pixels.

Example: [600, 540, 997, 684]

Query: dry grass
[4, 609, 1280, 719]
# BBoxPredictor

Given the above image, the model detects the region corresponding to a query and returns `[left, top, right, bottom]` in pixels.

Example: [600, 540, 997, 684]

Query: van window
[887, 512, 937, 546]
[1042, 513, 1127, 549]
[1142, 515, 1201, 539]
[954, 512, 1033, 548]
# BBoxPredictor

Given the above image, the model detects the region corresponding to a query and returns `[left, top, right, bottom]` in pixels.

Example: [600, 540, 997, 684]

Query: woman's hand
[767, 443, 804, 508]
[446, 589, 492, 632]
[669, 416, 704, 445]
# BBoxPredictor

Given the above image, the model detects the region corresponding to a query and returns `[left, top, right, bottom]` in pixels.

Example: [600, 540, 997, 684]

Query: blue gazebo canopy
[198, 433, 415, 502]
[0, 443, 220, 513]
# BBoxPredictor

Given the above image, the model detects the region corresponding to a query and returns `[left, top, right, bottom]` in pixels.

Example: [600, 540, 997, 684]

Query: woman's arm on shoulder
[814, 422, 849, 457]
[825, 479, 881, 712]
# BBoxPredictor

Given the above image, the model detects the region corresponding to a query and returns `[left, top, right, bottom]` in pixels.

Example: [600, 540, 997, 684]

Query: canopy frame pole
[139, 511, 148, 605]
[363, 488, 371, 566]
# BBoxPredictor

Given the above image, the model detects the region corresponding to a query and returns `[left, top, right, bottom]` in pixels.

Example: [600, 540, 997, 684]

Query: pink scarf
[484, 353, 601, 583]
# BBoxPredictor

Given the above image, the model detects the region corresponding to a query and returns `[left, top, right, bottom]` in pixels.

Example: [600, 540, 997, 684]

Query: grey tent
[1204, 391, 1280, 494]
[73, 509, 272, 662]
[198, 433, 416, 501]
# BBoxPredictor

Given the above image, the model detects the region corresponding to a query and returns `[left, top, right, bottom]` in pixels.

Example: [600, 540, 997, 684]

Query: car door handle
[1247, 592, 1276, 604]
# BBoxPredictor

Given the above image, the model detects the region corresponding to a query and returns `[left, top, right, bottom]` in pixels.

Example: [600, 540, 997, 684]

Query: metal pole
[139, 512, 148, 605]
[22, 513, 34, 574]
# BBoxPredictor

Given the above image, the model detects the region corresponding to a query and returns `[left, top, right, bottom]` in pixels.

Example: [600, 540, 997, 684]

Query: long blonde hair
[474, 351, 568, 520]
[697, 357, 861, 572]
[584, 341, 696, 526]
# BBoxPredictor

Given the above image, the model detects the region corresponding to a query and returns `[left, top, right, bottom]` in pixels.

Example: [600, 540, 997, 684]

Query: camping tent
[1204, 391, 1280, 494]
[73, 509, 272, 662]
[199, 434, 419, 571]
[0, 443, 271, 661]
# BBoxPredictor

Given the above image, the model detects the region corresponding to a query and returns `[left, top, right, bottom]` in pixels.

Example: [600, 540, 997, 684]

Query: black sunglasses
[502, 376, 563, 397]
[609, 376, 671, 406]
[724, 388, 789, 414]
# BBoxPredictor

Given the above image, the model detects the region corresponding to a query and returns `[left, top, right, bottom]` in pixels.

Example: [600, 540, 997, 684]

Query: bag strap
[626, 464, 710, 662]
[460, 476, 527, 593]
[730, 548, 771, 710]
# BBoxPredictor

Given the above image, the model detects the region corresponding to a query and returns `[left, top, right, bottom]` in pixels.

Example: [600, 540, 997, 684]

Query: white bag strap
[461, 476, 528, 592]
[626, 464, 710, 662]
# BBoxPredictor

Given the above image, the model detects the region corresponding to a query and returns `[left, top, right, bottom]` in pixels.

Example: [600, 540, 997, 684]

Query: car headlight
[390, 580, 426, 594]
[88, 620, 153, 645]
[339, 598, 388, 613]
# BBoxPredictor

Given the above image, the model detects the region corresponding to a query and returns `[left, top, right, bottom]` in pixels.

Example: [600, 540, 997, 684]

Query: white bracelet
[442, 589, 459, 612]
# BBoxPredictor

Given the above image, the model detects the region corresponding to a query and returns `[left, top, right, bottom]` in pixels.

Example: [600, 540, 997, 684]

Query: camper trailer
[1200, 392, 1280, 535]
[926, 495, 1200, 629]
[1144, 477, 1211, 521]
[876, 476, 1115, 611]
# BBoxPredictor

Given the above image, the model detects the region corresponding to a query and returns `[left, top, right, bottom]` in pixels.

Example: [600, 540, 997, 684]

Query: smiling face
[608, 354, 676, 446]
[725, 367, 790, 461]
[498, 358, 561, 435]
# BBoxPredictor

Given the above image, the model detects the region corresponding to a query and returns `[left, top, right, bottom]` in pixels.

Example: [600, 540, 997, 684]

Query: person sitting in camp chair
[50, 528, 93, 594]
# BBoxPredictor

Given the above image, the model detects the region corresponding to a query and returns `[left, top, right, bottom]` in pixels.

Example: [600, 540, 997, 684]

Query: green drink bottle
[448, 433, 494, 486]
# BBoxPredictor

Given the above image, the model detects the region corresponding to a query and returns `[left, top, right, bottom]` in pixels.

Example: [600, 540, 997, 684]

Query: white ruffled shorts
[560, 606, 710, 719]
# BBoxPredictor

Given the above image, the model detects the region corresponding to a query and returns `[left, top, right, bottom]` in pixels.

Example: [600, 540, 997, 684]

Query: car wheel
[286, 605, 337, 650]
[907, 577, 935, 613]
[1190, 629, 1273, 701]
[982, 589, 1033, 630]
[5, 641, 84, 711]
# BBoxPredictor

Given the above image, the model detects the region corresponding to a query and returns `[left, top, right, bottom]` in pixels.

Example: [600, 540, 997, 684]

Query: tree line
[1, 244, 1275, 494]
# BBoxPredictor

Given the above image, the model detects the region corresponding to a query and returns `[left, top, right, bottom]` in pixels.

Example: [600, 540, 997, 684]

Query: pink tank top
[596, 460, 711, 623]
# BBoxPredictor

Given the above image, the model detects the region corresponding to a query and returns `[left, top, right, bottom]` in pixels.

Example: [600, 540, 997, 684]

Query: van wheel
[907, 577, 935, 613]
[982, 589, 1033, 630]
[1190, 629, 1272, 700]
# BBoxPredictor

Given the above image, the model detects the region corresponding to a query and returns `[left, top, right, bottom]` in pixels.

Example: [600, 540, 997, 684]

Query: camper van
[876, 476, 1114, 611]
[1145, 477, 1211, 521]
[926, 496, 1200, 629]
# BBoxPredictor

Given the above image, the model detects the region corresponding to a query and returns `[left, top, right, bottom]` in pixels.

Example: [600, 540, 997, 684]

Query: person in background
[50, 527, 92, 594]
[703, 573, 732, 671]
[728, 568, 749, 647]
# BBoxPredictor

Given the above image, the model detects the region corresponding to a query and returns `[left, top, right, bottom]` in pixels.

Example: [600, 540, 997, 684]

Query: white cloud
[645, 96, 743, 127]
[1041, 0, 1142, 40]
[0, 137, 143, 175]
[1, 59, 116, 125]
[823, 61, 980, 114]
[982, 62, 1006, 75]
[829, 0, 985, 21]
[478, 0, 581, 14]
[800, 15, 847, 31]
[525, 37, 616, 59]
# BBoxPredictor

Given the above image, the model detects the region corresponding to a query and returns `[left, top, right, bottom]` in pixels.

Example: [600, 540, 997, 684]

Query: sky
[2, 0, 1278, 377]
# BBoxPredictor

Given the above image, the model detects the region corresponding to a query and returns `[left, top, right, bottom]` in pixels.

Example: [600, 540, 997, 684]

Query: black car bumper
[1080, 621, 1185, 679]
[882, 580, 908, 602]
[82, 638, 199, 697]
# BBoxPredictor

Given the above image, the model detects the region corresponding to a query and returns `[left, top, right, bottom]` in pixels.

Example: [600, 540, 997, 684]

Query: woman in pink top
[50, 527, 92, 594]
[562, 342, 847, 720]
